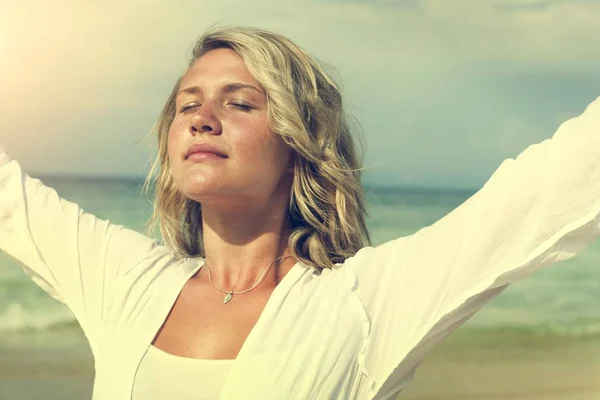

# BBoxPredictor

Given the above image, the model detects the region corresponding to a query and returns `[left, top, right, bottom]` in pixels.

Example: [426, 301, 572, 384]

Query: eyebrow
[176, 83, 263, 97]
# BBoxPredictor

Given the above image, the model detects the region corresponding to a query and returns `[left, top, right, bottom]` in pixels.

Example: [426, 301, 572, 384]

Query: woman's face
[168, 48, 293, 210]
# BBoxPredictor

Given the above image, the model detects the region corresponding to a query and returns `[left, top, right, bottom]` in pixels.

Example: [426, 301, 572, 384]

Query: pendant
[223, 292, 233, 304]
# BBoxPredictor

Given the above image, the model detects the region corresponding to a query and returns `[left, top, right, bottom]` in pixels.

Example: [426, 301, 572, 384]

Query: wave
[3, 301, 600, 341]
[0, 303, 79, 332]
[459, 323, 600, 339]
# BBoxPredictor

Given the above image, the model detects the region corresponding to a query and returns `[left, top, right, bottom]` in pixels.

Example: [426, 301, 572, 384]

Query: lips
[185, 143, 227, 159]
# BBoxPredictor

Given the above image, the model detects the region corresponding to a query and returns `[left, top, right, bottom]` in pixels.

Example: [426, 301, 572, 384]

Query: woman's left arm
[346, 96, 600, 399]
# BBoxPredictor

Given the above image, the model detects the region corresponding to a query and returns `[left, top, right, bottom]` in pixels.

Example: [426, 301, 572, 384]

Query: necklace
[204, 255, 293, 304]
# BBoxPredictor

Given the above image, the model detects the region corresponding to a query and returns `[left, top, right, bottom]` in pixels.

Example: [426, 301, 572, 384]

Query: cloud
[2, 0, 598, 114]
[0, 0, 598, 185]
[315, 0, 600, 72]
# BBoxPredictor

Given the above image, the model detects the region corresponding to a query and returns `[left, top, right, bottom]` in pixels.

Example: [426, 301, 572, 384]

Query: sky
[0, 0, 599, 189]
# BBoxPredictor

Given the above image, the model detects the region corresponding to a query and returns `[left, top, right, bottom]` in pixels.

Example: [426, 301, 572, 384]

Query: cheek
[256, 138, 291, 173]
[166, 125, 180, 162]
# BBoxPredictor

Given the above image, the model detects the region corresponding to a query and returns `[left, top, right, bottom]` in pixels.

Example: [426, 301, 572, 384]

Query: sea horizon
[30, 173, 482, 194]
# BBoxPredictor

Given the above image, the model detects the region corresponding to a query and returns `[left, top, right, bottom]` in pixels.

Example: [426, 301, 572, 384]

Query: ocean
[1, 177, 600, 338]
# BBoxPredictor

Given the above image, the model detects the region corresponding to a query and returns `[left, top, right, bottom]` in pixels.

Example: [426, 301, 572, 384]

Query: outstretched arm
[345, 97, 600, 399]
[0, 148, 169, 353]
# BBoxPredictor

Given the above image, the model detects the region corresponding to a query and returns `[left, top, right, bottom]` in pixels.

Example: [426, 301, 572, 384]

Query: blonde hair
[142, 26, 370, 270]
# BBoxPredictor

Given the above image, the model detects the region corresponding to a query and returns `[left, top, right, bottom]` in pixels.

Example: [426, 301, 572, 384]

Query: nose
[189, 105, 222, 135]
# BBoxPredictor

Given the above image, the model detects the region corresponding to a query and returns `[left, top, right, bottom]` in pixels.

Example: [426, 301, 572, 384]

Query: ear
[285, 151, 296, 173]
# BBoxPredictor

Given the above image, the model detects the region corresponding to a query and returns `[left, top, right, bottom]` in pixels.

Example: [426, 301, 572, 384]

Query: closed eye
[178, 102, 255, 114]
[180, 104, 199, 114]
[231, 102, 254, 112]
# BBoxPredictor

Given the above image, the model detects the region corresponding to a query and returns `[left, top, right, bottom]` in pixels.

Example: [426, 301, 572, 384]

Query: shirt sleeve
[345, 96, 600, 399]
[0, 149, 165, 352]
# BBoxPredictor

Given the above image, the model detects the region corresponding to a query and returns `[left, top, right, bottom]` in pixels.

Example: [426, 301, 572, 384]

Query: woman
[0, 26, 599, 399]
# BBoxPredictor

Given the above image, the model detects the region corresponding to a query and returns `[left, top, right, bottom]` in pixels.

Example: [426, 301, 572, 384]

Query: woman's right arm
[0, 146, 165, 348]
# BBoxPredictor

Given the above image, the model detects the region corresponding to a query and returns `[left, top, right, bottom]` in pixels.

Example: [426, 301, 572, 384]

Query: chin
[180, 180, 225, 202]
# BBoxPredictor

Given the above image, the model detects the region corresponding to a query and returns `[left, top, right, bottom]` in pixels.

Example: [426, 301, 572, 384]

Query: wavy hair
[142, 26, 371, 271]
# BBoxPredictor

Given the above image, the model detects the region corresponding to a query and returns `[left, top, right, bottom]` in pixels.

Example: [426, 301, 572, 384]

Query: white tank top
[132, 345, 234, 399]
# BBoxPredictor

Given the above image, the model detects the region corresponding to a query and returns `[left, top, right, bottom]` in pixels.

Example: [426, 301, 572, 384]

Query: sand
[1, 327, 599, 399]
[0, 326, 94, 400]
[401, 330, 600, 400]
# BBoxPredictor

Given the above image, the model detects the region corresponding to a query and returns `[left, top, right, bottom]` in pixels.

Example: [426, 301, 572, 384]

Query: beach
[1, 182, 600, 399]
[401, 329, 600, 400]
[1, 325, 599, 399]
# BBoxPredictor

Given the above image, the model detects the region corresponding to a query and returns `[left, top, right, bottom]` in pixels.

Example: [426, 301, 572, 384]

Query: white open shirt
[1, 97, 599, 399]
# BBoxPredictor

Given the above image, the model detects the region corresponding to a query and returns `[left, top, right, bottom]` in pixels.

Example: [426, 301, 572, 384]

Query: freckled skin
[154, 48, 297, 360]
[167, 48, 293, 213]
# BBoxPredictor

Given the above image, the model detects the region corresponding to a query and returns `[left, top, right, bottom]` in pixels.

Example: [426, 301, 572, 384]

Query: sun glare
[0, 12, 9, 63]
[0, 0, 17, 63]
[0, 27, 5, 59]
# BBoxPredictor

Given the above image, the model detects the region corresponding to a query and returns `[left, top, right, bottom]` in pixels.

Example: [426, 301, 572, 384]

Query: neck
[199, 202, 295, 290]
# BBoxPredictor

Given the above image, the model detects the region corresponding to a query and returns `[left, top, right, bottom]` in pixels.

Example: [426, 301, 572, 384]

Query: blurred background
[1, 0, 600, 399]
